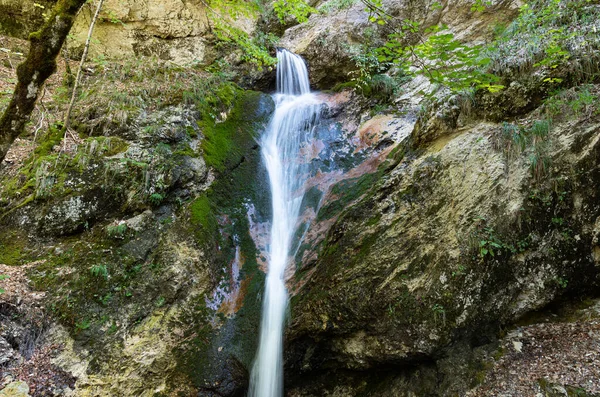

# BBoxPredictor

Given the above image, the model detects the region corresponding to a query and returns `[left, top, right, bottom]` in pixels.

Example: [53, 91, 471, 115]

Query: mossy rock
[0, 231, 28, 266]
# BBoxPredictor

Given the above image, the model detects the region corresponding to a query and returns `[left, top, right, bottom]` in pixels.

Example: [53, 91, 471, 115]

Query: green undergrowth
[0, 133, 131, 209]
[0, 125, 206, 221]
[28, 226, 165, 341]
[543, 84, 600, 120]
[494, 118, 552, 179]
[50, 57, 233, 136]
[488, 0, 600, 81]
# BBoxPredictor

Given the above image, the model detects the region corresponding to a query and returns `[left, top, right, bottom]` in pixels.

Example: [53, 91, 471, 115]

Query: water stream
[248, 49, 321, 397]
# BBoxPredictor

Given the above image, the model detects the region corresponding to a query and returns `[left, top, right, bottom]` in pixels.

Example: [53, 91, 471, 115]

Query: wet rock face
[0, 85, 274, 395]
[284, 101, 600, 394]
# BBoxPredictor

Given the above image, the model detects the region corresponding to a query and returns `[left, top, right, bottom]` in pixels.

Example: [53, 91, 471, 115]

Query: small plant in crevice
[106, 223, 128, 239]
[554, 276, 568, 289]
[90, 264, 109, 280]
[75, 319, 91, 332]
[0, 274, 9, 294]
[471, 217, 516, 260]
[148, 193, 165, 207]
[543, 85, 600, 120]
[451, 265, 467, 278]
[432, 303, 446, 325]
[495, 119, 552, 179]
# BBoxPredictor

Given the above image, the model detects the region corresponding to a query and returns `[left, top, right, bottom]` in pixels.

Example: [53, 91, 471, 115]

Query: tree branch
[0, 0, 88, 163]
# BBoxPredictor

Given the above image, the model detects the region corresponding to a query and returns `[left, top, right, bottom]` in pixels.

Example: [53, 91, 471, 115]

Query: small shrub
[496, 119, 552, 179]
[148, 193, 165, 207]
[106, 223, 128, 238]
[75, 319, 91, 331]
[90, 264, 109, 280]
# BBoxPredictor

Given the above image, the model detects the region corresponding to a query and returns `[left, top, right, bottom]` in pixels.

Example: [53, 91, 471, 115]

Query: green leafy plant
[473, 218, 515, 258]
[207, 0, 277, 68]
[451, 265, 466, 277]
[358, 0, 504, 94]
[75, 319, 91, 331]
[90, 264, 109, 280]
[106, 223, 128, 238]
[273, 0, 316, 23]
[377, 27, 504, 94]
[555, 277, 568, 289]
[489, 0, 599, 82]
[432, 303, 446, 325]
[148, 193, 165, 207]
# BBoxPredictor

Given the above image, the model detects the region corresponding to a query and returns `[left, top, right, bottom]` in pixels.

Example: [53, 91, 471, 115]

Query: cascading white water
[248, 49, 321, 397]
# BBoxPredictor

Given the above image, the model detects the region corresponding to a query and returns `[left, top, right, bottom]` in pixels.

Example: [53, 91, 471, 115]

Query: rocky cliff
[1, 0, 600, 396]
[0, 0, 257, 65]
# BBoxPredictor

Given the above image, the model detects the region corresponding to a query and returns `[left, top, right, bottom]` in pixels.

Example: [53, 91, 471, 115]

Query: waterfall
[248, 49, 321, 397]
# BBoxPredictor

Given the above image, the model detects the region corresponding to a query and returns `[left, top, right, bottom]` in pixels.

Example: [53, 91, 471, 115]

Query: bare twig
[63, 0, 105, 140]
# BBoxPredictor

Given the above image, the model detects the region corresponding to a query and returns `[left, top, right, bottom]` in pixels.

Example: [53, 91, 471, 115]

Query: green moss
[94, 136, 130, 156]
[172, 87, 274, 391]
[200, 85, 272, 171]
[0, 232, 27, 266]
[317, 170, 383, 222]
[28, 225, 169, 346]
[190, 194, 217, 233]
[33, 124, 64, 158]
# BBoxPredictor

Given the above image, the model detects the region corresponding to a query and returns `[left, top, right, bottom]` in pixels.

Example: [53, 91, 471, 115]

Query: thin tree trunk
[63, 0, 105, 134]
[0, 0, 88, 163]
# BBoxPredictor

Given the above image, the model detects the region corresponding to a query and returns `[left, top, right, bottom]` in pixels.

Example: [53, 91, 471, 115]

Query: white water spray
[248, 49, 321, 397]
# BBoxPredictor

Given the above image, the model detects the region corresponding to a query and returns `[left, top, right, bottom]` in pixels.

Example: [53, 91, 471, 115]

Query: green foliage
[212, 18, 276, 68]
[101, 9, 125, 25]
[90, 264, 109, 280]
[543, 85, 600, 119]
[489, 0, 600, 79]
[498, 119, 551, 178]
[148, 193, 165, 207]
[377, 27, 503, 94]
[75, 319, 91, 331]
[106, 223, 128, 239]
[470, 0, 492, 12]
[360, 0, 599, 97]
[555, 276, 568, 289]
[359, 0, 503, 94]
[431, 303, 446, 325]
[273, 0, 316, 23]
[319, 0, 357, 13]
[341, 31, 409, 101]
[203, 0, 316, 68]
[472, 218, 515, 259]
[451, 265, 467, 278]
